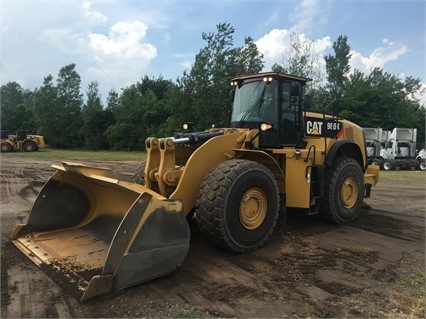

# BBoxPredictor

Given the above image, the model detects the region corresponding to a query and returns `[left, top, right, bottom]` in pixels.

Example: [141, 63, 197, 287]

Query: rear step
[11, 162, 190, 302]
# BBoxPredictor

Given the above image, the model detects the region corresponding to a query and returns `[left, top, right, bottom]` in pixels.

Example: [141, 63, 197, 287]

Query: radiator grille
[345, 127, 354, 141]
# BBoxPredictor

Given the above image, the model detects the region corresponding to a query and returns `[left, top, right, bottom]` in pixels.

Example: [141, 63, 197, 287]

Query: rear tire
[320, 157, 364, 224]
[382, 159, 394, 171]
[370, 159, 380, 167]
[195, 159, 279, 253]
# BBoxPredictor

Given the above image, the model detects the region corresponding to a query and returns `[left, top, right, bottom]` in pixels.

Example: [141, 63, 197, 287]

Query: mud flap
[364, 164, 379, 196]
[11, 162, 190, 302]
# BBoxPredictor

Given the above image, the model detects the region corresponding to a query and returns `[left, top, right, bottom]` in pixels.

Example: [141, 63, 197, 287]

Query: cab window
[280, 81, 300, 145]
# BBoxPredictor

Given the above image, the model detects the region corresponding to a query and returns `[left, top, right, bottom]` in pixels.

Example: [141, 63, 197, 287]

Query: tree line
[1, 23, 424, 150]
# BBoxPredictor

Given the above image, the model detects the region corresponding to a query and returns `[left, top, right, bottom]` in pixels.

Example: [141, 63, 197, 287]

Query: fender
[234, 148, 285, 194]
[235, 148, 286, 219]
[325, 140, 364, 170]
[169, 130, 248, 214]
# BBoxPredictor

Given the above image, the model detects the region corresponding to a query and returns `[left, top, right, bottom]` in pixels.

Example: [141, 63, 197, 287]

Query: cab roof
[231, 72, 312, 84]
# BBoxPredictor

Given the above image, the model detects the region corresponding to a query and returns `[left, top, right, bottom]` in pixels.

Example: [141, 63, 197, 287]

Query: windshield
[231, 80, 278, 127]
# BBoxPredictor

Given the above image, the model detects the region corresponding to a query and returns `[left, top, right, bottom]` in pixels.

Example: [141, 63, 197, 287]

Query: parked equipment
[365, 127, 425, 171]
[364, 127, 391, 169]
[11, 72, 379, 301]
[1, 130, 47, 152]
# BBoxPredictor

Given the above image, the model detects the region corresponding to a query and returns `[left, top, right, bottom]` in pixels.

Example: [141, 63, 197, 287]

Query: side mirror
[229, 89, 236, 102]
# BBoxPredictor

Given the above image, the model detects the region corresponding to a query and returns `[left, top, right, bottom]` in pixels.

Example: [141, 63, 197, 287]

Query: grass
[2, 149, 425, 182]
[0, 148, 147, 161]
[399, 271, 426, 291]
[378, 170, 426, 181]
[170, 308, 198, 319]
[392, 271, 426, 318]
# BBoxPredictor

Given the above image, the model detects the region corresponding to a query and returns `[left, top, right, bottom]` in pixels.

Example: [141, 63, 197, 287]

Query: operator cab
[230, 72, 311, 148]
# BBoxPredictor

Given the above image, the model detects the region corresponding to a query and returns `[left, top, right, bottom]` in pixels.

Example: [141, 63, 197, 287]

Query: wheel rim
[239, 187, 267, 230]
[383, 162, 391, 170]
[420, 162, 426, 171]
[1, 144, 8, 152]
[340, 177, 359, 209]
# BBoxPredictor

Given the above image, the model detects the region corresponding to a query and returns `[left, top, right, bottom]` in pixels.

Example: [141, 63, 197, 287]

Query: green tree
[55, 63, 84, 148]
[324, 35, 351, 99]
[81, 81, 112, 149]
[138, 77, 178, 138]
[234, 36, 264, 75]
[0, 82, 34, 132]
[105, 84, 143, 150]
[341, 67, 425, 149]
[105, 76, 178, 150]
[33, 75, 59, 145]
[106, 89, 119, 116]
[178, 22, 264, 129]
[32, 64, 84, 148]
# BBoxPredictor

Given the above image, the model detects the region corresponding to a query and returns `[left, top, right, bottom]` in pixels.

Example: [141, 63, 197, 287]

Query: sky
[1, 0, 425, 104]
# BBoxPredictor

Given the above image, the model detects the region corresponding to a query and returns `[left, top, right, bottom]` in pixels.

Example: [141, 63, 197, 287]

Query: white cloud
[82, 1, 107, 25]
[42, 28, 86, 54]
[1, 1, 160, 99]
[349, 40, 408, 73]
[1, 0, 422, 106]
[89, 21, 156, 60]
[255, 28, 290, 70]
[85, 21, 157, 94]
[263, 12, 280, 28]
[290, 0, 331, 32]
[179, 60, 193, 71]
[255, 28, 332, 75]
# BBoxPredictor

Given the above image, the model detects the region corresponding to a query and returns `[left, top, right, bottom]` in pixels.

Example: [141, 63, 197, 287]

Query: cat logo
[304, 117, 342, 138]
[306, 120, 323, 135]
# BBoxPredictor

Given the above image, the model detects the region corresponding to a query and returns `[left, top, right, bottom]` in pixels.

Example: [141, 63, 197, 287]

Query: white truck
[381, 128, 425, 171]
[364, 127, 389, 168]
[416, 148, 426, 170]
[364, 127, 425, 171]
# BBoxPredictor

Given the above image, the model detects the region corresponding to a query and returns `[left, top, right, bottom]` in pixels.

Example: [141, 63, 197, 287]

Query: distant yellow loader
[1, 130, 47, 152]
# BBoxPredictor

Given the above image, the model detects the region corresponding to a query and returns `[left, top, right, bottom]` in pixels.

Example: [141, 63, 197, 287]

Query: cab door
[280, 81, 302, 146]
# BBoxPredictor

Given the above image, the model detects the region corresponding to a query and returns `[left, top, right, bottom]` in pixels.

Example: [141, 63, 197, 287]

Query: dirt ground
[1, 157, 425, 318]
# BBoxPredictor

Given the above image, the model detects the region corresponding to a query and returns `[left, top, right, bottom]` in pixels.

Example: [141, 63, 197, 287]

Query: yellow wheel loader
[1, 130, 47, 152]
[11, 72, 379, 301]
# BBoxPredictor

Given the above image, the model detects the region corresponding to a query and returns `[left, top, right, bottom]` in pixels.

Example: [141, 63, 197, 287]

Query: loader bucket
[11, 162, 190, 302]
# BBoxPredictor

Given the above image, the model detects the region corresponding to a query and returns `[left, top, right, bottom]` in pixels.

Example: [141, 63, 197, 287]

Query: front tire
[320, 157, 364, 224]
[195, 159, 279, 253]
[419, 159, 426, 171]
[23, 140, 38, 152]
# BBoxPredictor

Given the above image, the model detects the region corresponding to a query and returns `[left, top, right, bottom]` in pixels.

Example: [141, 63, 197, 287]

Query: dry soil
[1, 157, 425, 318]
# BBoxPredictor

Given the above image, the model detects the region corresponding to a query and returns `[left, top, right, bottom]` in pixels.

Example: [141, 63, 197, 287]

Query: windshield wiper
[237, 85, 267, 128]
